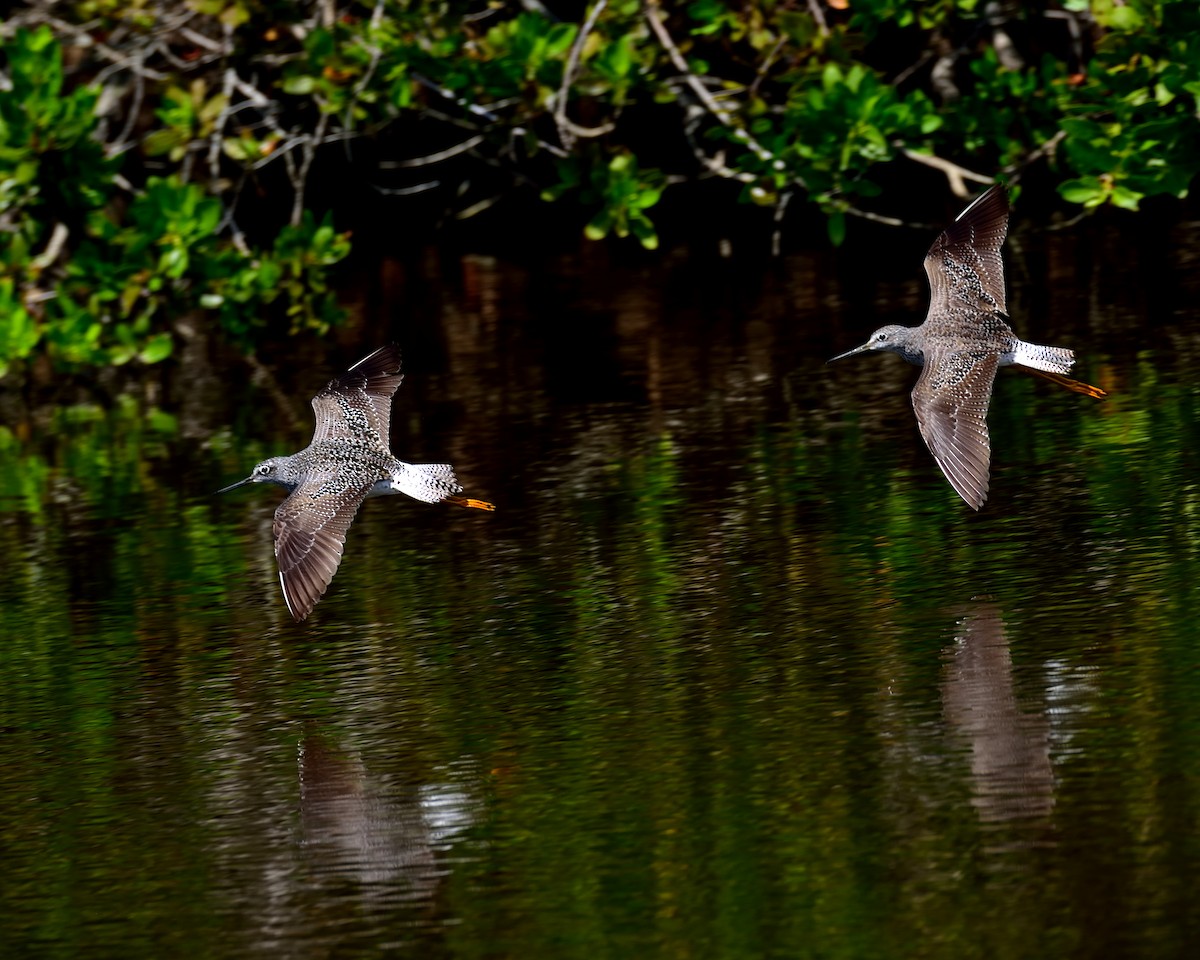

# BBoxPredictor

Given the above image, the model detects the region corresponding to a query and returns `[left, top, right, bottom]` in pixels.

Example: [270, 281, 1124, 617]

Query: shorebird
[830, 184, 1106, 510]
[220, 345, 494, 621]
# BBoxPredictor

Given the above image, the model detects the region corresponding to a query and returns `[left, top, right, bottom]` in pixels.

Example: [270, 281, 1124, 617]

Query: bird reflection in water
[297, 733, 478, 909]
[941, 602, 1056, 833]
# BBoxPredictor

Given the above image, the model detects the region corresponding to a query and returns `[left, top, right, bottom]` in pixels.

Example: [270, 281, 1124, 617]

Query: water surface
[2, 214, 1198, 958]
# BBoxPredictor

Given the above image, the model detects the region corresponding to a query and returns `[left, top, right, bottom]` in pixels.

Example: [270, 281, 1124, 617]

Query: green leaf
[629, 215, 659, 250]
[282, 75, 316, 95]
[148, 408, 179, 433]
[585, 210, 613, 240]
[1060, 118, 1106, 142]
[1110, 185, 1143, 211]
[822, 63, 842, 92]
[1058, 178, 1105, 204]
[222, 138, 253, 161]
[143, 129, 185, 157]
[138, 332, 174, 364]
[827, 210, 846, 246]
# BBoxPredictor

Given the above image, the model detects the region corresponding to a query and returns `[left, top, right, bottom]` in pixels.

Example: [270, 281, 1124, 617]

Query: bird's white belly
[366, 469, 410, 498]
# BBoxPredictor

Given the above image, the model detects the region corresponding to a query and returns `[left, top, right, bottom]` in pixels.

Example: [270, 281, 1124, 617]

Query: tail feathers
[395, 463, 463, 503]
[1020, 367, 1108, 399]
[1013, 342, 1075, 375]
[397, 463, 496, 510]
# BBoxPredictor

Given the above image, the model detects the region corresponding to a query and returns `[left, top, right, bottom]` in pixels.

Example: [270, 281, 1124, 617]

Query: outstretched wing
[311, 344, 404, 448]
[911, 350, 998, 511]
[273, 474, 373, 621]
[923, 185, 1010, 324]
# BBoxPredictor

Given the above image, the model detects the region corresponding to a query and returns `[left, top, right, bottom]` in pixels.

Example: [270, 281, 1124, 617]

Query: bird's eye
[877, 333, 889, 342]
[257, 464, 272, 475]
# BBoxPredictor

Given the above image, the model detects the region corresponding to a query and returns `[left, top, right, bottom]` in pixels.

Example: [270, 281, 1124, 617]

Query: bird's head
[218, 457, 295, 494]
[829, 325, 920, 363]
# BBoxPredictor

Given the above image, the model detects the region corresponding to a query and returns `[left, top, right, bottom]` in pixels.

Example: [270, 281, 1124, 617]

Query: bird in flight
[220, 345, 494, 620]
[830, 184, 1106, 510]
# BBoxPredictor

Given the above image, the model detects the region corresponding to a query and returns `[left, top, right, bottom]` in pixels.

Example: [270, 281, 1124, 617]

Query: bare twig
[417, 99, 571, 159]
[179, 26, 226, 53]
[895, 145, 994, 196]
[1006, 129, 1068, 175]
[986, 1, 1024, 71]
[216, 171, 252, 253]
[341, 0, 387, 166]
[291, 111, 328, 225]
[682, 103, 755, 183]
[412, 72, 503, 122]
[930, 49, 961, 102]
[554, 0, 613, 150]
[31, 223, 69, 271]
[892, 50, 936, 88]
[231, 76, 272, 107]
[771, 190, 792, 257]
[367, 180, 442, 196]
[378, 135, 486, 167]
[455, 194, 504, 219]
[748, 34, 788, 99]
[107, 58, 146, 155]
[21, 13, 169, 81]
[1045, 206, 1094, 232]
[644, 2, 777, 167]
[208, 64, 238, 192]
[806, 0, 830, 38]
[844, 205, 936, 229]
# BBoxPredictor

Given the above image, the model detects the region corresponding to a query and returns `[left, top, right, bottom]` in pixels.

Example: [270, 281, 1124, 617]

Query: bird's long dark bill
[828, 342, 871, 363]
[217, 476, 253, 494]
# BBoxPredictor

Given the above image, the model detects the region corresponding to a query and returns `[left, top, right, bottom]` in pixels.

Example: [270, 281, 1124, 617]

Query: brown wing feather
[273, 476, 373, 621]
[911, 350, 998, 511]
[923, 185, 1010, 320]
[311, 344, 404, 448]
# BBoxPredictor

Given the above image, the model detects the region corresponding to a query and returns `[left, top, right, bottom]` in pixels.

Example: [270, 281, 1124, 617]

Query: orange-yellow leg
[1021, 367, 1108, 400]
[446, 495, 496, 511]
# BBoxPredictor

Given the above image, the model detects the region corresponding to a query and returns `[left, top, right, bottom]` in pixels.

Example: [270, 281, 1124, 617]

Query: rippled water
[2, 211, 1199, 958]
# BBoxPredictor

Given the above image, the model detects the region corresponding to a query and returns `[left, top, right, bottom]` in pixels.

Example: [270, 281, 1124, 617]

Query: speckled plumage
[220, 345, 494, 621]
[830, 185, 1106, 510]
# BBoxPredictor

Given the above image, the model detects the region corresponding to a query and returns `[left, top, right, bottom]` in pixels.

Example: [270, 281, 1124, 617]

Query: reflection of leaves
[0, 396, 180, 517]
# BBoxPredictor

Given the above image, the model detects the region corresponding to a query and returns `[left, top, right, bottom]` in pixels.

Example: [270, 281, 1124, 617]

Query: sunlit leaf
[138, 332, 174, 364]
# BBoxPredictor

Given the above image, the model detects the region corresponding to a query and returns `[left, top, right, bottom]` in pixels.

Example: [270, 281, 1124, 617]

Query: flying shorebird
[829, 184, 1106, 510]
[219, 345, 494, 621]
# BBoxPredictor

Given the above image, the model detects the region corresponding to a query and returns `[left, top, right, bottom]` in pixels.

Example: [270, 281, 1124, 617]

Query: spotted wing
[911, 350, 998, 511]
[923, 185, 1010, 324]
[273, 474, 373, 621]
[310, 344, 404, 448]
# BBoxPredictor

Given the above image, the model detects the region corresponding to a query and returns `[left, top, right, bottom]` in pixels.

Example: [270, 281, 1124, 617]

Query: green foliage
[1052, 2, 1200, 209]
[207, 211, 351, 340]
[145, 80, 228, 160]
[765, 62, 942, 208]
[0, 280, 39, 378]
[546, 151, 665, 249]
[0, 25, 113, 215]
[0, 27, 350, 377]
[947, 51, 1062, 166]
